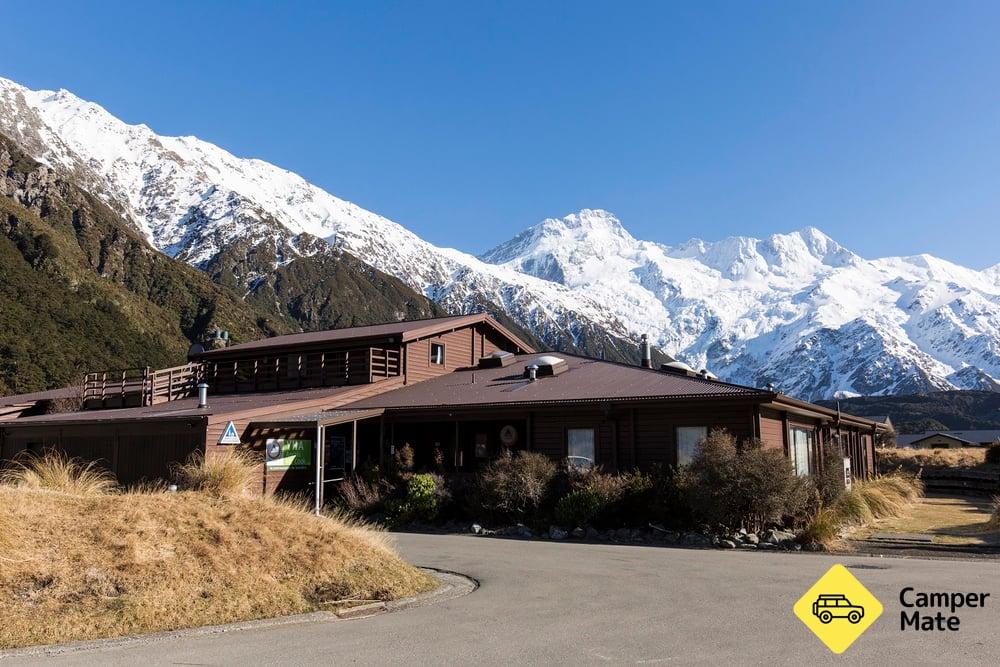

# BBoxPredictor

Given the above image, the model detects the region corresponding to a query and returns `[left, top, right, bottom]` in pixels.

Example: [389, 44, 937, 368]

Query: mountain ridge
[1, 76, 997, 400]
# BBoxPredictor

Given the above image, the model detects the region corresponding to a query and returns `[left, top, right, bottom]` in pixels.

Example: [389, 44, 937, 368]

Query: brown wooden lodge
[0, 314, 881, 506]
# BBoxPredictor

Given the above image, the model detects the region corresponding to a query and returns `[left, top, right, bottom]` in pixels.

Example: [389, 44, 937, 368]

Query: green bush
[986, 440, 1000, 466]
[682, 429, 811, 532]
[476, 450, 558, 521]
[816, 442, 846, 506]
[646, 464, 691, 528]
[389, 473, 439, 522]
[554, 488, 606, 527]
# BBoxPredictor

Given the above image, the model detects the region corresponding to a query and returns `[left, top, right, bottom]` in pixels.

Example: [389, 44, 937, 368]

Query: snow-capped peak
[1, 76, 997, 401]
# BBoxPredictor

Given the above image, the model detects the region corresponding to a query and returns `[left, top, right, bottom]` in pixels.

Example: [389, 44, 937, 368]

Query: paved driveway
[11, 533, 999, 665]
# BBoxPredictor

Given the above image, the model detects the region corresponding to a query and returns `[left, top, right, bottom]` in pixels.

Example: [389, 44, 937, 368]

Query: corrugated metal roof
[248, 408, 384, 426]
[194, 313, 533, 357]
[0, 386, 81, 407]
[2, 385, 364, 426]
[343, 353, 768, 410]
[897, 430, 1000, 446]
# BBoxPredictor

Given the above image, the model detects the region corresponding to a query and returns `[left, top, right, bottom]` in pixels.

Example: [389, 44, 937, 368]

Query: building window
[676, 426, 708, 466]
[567, 428, 595, 468]
[790, 427, 814, 476]
[430, 342, 445, 365]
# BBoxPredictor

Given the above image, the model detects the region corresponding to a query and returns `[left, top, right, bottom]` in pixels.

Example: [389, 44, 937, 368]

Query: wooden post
[351, 419, 358, 473]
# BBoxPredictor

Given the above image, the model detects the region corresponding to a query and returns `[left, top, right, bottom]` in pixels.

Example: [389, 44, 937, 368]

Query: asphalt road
[9, 534, 999, 665]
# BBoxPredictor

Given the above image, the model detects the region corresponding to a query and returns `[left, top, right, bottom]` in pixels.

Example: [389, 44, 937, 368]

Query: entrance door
[325, 434, 346, 481]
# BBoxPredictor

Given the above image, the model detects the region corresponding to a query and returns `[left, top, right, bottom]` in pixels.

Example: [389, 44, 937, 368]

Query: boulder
[719, 539, 737, 549]
[549, 526, 568, 540]
[744, 533, 760, 545]
[571, 527, 586, 539]
[585, 526, 600, 540]
[471, 523, 483, 535]
[615, 528, 631, 540]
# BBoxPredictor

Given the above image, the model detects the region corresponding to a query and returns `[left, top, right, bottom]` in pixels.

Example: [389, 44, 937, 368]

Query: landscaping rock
[471, 523, 483, 535]
[758, 541, 777, 549]
[615, 528, 631, 540]
[549, 526, 568, 540]
[571, 527, 586, 539]
[744, 533, 760, 545]
[516, 524, 534, 538]
[739, 542, 758, 549]
[585, 526, 600, 540]
[682, 532, 712, 547]
[719, 539, 737, 549]
[762, 529, 796, 544]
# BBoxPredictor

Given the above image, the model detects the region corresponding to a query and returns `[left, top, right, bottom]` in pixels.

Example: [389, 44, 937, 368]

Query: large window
[430, 342, 445, 365]
[790, 427, 814, 476]
[567, 428, 595, 468]
[676, 426, 708, 466]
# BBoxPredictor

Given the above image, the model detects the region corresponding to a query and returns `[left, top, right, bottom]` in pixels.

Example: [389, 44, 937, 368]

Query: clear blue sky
[3, 1, 999, 268]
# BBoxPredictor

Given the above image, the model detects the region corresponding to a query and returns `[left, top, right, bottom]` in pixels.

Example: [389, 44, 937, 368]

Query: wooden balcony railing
[82, 347, 401, 410]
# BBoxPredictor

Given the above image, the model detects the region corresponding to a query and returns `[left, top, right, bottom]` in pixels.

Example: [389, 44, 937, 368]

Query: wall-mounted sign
[500, 424, 518, 446]
[843, 457, 852, 491]
[218, 421, 241, 445]
[265, 439, 313, 469]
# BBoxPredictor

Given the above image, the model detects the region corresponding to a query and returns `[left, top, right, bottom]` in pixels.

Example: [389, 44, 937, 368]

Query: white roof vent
[660, 360, 698, 377]
[479, 350, 516, 368]
[524, 354, 569, 378]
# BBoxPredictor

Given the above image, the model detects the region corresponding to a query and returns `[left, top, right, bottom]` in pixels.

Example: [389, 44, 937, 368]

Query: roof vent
[698, 368, 718, 380]
[660, 361, 698, 378]
[478, 350, 516, 368]
[524, 355, 568, 378]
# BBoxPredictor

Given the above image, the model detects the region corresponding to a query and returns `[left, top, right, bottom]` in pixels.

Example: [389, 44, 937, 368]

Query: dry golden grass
[989, 497, 1000, 532]
[0, 459, 435, 649]
[0, 452, 117, 496]
[802, 473, 923, 550]
[171, 449, 261, 498]
[878, 447, 987, 473]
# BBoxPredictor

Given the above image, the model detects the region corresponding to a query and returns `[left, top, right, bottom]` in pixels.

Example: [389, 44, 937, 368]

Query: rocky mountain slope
[2, 77, 997, 400]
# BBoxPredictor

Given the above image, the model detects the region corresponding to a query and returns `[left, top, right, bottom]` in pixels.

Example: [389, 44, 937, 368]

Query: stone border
[0, 568, 476, 660]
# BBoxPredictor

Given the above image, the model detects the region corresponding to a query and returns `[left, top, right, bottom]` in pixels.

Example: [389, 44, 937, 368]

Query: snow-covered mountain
[2, 76, 998, 400]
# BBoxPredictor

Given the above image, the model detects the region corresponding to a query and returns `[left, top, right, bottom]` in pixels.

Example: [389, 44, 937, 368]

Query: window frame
[675, 425, 708, 466]
[566, 427, 597, 468]
[789, 426, 815, 476]
[429, 342, 446, 366]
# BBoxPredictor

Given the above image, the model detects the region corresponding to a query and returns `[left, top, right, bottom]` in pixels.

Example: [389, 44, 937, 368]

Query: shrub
[392, 443, 415, 475]
[336, 475, 393, 516]
[390, 473, 440, 522]
[986, 441, 1000, 466]
[0, 451, 117, 496]
[554, 488, 606, 527]
[989, 496, 999, 531]
[683, 429, 810, 532]
[476, 450, 558, 521]
[816, 442, 846, 506]
[646, 464, 691, 528]
[173, 449, 259, 498]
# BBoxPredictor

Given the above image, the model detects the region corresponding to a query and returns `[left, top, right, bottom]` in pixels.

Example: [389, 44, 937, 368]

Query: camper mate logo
[794, 564, 883, 654]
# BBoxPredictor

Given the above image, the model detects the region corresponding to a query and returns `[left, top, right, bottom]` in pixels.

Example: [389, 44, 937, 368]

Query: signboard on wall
[218, 421, 241, 445]
[265, 439, 313, 470]
[843, 457, 852, 491]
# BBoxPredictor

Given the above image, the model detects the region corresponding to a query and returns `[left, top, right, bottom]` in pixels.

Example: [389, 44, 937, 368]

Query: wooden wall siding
[0, 420, 205, 486]
[203, 377, 403, 455]
[758, 414, 785, 451]
[405, 329, 477, 384]
[631, 403, 755, 469]
[237, 426, 317, 495]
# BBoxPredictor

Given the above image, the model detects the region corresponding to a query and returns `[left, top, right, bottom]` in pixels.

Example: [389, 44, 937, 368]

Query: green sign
[265, 438, 312, 469]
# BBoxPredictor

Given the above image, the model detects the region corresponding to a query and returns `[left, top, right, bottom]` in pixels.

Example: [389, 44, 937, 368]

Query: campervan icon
[812, 594, 865, 624]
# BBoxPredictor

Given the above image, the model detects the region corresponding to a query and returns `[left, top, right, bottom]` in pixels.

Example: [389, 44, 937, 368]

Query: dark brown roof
[0, 386, 81, 407]
[343, 353, 770, 410]
[1, 385, 364, 426]
[193, 313, 534, 358]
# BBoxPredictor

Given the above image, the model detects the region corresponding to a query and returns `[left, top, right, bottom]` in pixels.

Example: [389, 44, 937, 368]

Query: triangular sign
[219, 421, 241, 445]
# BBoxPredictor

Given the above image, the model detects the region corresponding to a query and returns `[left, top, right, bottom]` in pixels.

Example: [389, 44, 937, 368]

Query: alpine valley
[2, 77, 998, 400]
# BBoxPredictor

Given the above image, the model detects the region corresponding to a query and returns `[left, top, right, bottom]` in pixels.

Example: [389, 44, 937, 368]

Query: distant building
[897, 430, 1000, 449]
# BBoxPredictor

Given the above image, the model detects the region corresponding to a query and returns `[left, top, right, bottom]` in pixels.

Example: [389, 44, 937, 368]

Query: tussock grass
[172, 449, 260, 498]
[989, 497, 1000, 532]
[0, 452, 117, 496]
[802, 473, 923, 550]
[0, 463, 435, 649]
[878, 447, 986, 473]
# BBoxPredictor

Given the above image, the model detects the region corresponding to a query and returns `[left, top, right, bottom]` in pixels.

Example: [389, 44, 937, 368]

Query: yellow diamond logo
[793, 563, 883, 654]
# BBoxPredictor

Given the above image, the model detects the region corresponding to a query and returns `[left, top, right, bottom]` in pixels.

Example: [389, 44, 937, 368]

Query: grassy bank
[801, 473, 923, 550]
[877, 447, 987, 473]
[0, 454, 435, 649]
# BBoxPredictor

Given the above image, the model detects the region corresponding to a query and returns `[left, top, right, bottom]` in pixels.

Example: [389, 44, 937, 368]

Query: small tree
[476, 450, 557, 522]
[682, 429, 810, 532]
[816, 441, 846, 507]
